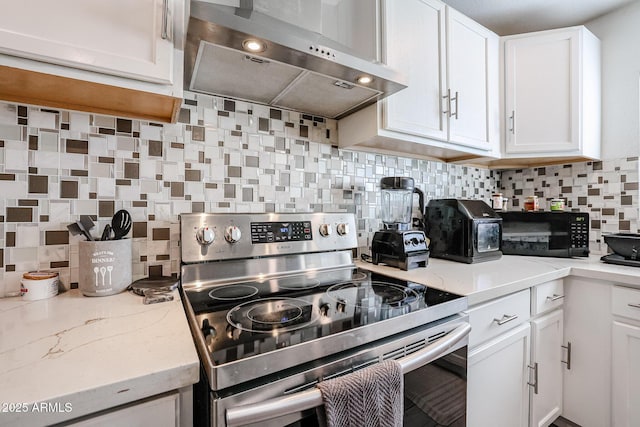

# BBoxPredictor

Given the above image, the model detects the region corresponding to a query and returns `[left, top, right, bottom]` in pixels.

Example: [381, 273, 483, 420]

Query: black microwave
[498, 211, 590, 257]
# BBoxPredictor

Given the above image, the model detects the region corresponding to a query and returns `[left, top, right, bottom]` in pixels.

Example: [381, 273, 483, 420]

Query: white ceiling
[441, 0, 637, 35]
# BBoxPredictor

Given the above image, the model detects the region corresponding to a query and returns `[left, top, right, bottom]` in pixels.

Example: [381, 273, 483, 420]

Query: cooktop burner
[208, 284, 259, 301]
[228, 297, 318, 333]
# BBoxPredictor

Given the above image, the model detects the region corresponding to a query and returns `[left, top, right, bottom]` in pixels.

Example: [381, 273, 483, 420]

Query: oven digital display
[250, 221, 313, 244]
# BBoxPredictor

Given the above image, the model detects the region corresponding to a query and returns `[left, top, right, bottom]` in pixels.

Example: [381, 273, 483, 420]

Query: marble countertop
[357, 255, 640, 305]
[0, 289, 200, 426]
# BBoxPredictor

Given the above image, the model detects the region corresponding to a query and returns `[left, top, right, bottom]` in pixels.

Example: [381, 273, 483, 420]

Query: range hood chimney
[185, 0, 407, 119]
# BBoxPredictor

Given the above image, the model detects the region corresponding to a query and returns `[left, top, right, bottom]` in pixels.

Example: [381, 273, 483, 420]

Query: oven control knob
[336, 299, 346, 313]
[336, 223, 349, 236]
[319, 223, 333, 237]
[319, 302, 330, 317]
[201, 319, 216, 338]
[196, 226, 215, 246]
[224, 226, 242, 243]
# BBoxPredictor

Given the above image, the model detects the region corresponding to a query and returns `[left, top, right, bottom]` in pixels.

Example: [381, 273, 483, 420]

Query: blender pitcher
[380, 177, 416, 231]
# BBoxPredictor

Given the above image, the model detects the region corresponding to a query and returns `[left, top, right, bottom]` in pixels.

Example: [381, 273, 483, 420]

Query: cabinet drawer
[466, 289, 531, 348]
[531, 279, 564, 316]
[612, 285, 640, 321]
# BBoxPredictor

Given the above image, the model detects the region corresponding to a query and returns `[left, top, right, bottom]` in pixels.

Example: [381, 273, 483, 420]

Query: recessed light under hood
[185, 1, 407, 120]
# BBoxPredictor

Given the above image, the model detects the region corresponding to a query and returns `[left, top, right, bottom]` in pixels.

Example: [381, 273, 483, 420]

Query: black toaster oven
[425, 199, 503, 264]
[498, 211, 590, 257]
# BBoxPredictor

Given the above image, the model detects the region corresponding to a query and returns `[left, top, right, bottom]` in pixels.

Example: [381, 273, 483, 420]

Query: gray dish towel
[316, 359, 403, 427]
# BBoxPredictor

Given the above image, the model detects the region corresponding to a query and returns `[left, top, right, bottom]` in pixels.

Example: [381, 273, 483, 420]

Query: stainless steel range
[180, 213, 471, 427]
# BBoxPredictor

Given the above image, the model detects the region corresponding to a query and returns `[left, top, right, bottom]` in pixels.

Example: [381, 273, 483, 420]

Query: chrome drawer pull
[527, 363, 539, 394]
[562, 341, 572, 370]
[493, 314, 518, 325]
[628, 303, 640, 309]
[546, 294, 565, 301]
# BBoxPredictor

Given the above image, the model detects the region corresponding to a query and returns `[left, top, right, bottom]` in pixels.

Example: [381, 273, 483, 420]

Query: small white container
[21, 272, 59, 301]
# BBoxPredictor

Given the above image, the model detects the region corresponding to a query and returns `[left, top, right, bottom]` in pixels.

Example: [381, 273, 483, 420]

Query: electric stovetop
[184, 267, 465, 366]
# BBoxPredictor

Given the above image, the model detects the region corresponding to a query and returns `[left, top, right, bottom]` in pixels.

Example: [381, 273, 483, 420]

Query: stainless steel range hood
[185, 0, 407, 119]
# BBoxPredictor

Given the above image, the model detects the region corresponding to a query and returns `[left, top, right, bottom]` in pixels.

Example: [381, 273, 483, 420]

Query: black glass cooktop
[184, 268, 463, 366]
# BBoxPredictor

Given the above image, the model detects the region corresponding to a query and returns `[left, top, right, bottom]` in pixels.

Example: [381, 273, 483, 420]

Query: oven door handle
[225, 321, 472, 427]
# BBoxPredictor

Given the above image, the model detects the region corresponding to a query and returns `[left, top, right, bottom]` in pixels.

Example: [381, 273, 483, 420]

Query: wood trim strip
[0, 65, 181, 123]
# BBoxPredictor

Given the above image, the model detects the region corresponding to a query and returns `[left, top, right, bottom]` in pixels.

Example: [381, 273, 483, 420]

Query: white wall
[586, 1, 640, 159]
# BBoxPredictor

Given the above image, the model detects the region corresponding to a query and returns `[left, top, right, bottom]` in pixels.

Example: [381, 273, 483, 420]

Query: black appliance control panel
[251, 221, 312, 243]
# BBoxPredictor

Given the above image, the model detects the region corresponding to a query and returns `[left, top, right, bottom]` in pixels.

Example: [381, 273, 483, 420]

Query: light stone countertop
[356, 254, 640, 305]
[0, 288, 199, 427]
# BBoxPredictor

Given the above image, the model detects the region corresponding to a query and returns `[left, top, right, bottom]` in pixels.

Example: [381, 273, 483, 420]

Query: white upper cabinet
[502, 26, 601, 159]
[0, 0, 176, 85]
[384, 0, 447, 140]
[446, 8, 499, 149]
[338, 0, 500, 162]
[0, 0, 184, 122]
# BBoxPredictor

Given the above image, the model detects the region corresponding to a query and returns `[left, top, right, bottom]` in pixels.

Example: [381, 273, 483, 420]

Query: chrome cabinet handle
[161, 0, 170, 40]
[451, 91, 459, 119]
[629, 303, 640, 309]
[493, 314, 518, 325]
[509, 110, 516, 134]
[225, 322, 472, 427]
[528, 363, 539, 394]
[562, 341, 572, 370]
[443, 89, 452, 117]
[546, 294, 565, 301]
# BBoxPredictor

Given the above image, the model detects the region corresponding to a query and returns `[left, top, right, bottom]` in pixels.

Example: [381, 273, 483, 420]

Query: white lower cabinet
[611, 285, 640, 427]
[529, 309, 563, 427]
[466, 289, 531, 427]
[468, 323, 531, 427]
[612, 321, 640, 427]
[562, 277, 612, 427]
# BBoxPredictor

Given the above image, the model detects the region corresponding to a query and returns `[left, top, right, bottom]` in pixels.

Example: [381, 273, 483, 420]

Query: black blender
[371, 177, 429, 270]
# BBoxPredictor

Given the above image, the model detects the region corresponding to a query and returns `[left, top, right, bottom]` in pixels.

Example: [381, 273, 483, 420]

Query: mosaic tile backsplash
[0, 92, 499, 296]
[0, 90, 636, 296]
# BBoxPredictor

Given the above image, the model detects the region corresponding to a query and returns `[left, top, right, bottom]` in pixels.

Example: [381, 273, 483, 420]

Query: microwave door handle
[225, 322, 472, 427]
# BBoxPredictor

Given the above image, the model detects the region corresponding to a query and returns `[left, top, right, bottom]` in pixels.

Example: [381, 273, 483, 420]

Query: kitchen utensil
[67, 222, 93, 241]
[75, 219, 94, 241]
[111, 210, 132, 240]
[129, 276, 179, 296]
[101, 224, 112, 241]
[603, 233, 640, 260]
[143, 288, 174, 305]
[79, 215, 95, 234]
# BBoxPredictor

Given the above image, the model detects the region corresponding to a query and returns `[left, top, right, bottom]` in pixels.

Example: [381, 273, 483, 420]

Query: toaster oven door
[476, 222, 501, 253]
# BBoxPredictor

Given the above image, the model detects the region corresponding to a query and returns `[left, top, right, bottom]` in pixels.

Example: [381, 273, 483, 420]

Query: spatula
[111, 210, 132, 240]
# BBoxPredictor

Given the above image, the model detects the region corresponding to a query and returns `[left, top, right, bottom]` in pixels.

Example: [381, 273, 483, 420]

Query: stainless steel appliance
[371, 177, 429, 270]
[425, 199, 503, 264]
[601, 233, 640, 266]
[180, 212, 470, 427]
[499, 211, 590, 258]
[185, 1, 407, 119]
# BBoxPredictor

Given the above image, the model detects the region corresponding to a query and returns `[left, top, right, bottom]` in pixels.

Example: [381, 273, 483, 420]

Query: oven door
[219, 319, 470, 427]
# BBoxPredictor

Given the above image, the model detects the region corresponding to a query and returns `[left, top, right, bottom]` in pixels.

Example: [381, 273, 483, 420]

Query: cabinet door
[562, 277, 611, 427]
[530, 309, 563, 427]
[612, 321, 640, 427]
[446, 7, 499, 149]
[0, 0, 174, 84]
[504, 29, 579, 154]
[468, 323, 530, 427]
[383, 0, 447, 141]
